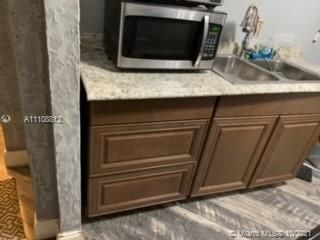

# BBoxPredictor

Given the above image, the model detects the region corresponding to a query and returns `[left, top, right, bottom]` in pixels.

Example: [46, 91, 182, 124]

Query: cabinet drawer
[89, 120, 209, 176]
[87, 163, 195, 216]
[216, 94, 320, 117]
[90, 98, 215, 125]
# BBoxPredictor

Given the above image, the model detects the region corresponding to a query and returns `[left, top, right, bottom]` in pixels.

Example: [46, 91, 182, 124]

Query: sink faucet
[239, 4, 263, 58]
[313, 30, 320, 44]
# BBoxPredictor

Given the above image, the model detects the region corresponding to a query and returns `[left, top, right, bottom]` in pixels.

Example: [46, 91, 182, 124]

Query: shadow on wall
[80, 0, 105, 33]
[221, 22, 236, 42]
[0, 1, 26, 153]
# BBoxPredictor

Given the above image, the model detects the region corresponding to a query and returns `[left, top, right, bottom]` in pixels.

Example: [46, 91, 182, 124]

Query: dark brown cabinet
[89, 120, 209, 176]
[250, 114, 320, 187]
[84, 94, 320, 217]
[86, 98, 215, 217]
[88, 163, 195, 216]
[192, 116, 277, 196]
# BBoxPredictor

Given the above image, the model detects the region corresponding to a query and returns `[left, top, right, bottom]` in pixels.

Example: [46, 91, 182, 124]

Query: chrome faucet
[239, 4, 263, 57]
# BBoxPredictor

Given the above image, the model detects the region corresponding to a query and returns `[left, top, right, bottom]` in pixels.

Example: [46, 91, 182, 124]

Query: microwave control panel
[202, 24, 222, 60]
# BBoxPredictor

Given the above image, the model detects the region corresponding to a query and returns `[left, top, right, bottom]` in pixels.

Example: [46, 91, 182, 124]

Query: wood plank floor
[83, 172, 320, 240]
[0, 125, 35, 240]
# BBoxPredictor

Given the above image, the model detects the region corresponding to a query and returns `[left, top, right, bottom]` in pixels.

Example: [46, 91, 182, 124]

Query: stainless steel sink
[251, 59, 320, 82]
[213, 55, 281, 84]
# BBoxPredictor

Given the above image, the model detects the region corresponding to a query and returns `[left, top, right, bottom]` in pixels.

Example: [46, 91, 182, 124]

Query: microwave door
[118, 2, 213, 69]
[194, 15, 209, 68]
[122, 17, 203, 60]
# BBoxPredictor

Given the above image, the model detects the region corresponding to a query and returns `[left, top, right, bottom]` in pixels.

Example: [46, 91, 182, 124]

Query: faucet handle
[313, 30, 320, 44]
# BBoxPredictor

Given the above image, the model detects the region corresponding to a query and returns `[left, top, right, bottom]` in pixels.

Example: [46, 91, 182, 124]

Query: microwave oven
[104, 1, 227, 70]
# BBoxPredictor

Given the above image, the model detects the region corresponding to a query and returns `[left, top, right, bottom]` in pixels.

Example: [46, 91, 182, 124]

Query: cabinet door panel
[250, 114, 320, 187]
[90, 120, 208, 176]
[88, 163, 194, 216]
[192, 116, 277, 196]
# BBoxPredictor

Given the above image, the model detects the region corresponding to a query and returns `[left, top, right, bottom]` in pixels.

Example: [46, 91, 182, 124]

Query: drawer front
[88, 163, 195, 216]
[89, 120, 209, 176]
[216, 94, 320, 117]
[90, 98, 215, 125]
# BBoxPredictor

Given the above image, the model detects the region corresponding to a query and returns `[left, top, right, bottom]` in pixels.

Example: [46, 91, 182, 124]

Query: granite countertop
[80, 34, 320, 101]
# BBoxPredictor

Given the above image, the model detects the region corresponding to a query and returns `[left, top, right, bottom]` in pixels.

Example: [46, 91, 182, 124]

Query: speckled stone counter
[80, 34, 320, 101]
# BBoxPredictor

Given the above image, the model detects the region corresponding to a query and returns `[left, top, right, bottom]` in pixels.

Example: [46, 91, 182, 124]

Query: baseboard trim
[34, 216, 59, 240]
[57, 230, 88, 240]
[5, 150, 29, 167]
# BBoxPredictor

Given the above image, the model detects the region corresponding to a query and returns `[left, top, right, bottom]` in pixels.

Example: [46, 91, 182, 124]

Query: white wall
[80, 0, 320, 64]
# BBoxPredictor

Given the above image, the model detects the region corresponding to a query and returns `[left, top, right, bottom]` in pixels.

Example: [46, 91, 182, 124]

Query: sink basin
[213, 55, 281, 84]
[250, 60, 320, 82]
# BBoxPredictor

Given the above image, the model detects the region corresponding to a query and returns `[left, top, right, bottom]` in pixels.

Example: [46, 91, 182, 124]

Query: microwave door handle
[194, 15, 209, 68]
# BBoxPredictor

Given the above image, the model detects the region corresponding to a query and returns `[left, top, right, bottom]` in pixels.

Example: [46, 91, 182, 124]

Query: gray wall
[43, 0, 82, 233]
[80, 0, 105, 33]
[7, 0, 59, 221]
[80, 0, 320, 64]
[6, 0, 82, 235]
[0, 1, 26, 152]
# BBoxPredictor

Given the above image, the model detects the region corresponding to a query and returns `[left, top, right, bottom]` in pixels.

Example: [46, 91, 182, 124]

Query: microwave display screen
[122, 16, 202, 60]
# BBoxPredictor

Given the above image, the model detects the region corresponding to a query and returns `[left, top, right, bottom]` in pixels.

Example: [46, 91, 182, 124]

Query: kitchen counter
[81, 35, 320, 218]
[80, 34, 320, 101]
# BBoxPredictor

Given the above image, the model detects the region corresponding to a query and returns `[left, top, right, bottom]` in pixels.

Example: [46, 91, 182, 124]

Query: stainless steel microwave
[104, 1, 227, 70]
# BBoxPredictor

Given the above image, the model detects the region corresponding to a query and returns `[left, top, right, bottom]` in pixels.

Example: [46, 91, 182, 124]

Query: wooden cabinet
[192, 116, 277, 196]
[89, 120, 208, 176]
[215, 93, 320, 117]
[250, 114, 320, 187]
[192, 94, 320, 196]
[84, 94, 320, 217]
[86, 98, 215, 216]
[88, 163, 195, 216]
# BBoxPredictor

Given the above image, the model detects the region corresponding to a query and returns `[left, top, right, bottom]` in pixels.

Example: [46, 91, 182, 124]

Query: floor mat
[0, 178, 25, 240]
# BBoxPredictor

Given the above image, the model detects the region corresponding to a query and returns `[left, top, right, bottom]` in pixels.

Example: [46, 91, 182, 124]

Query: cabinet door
[192, 116, 277, 196]
[250, 114, 320, 187]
